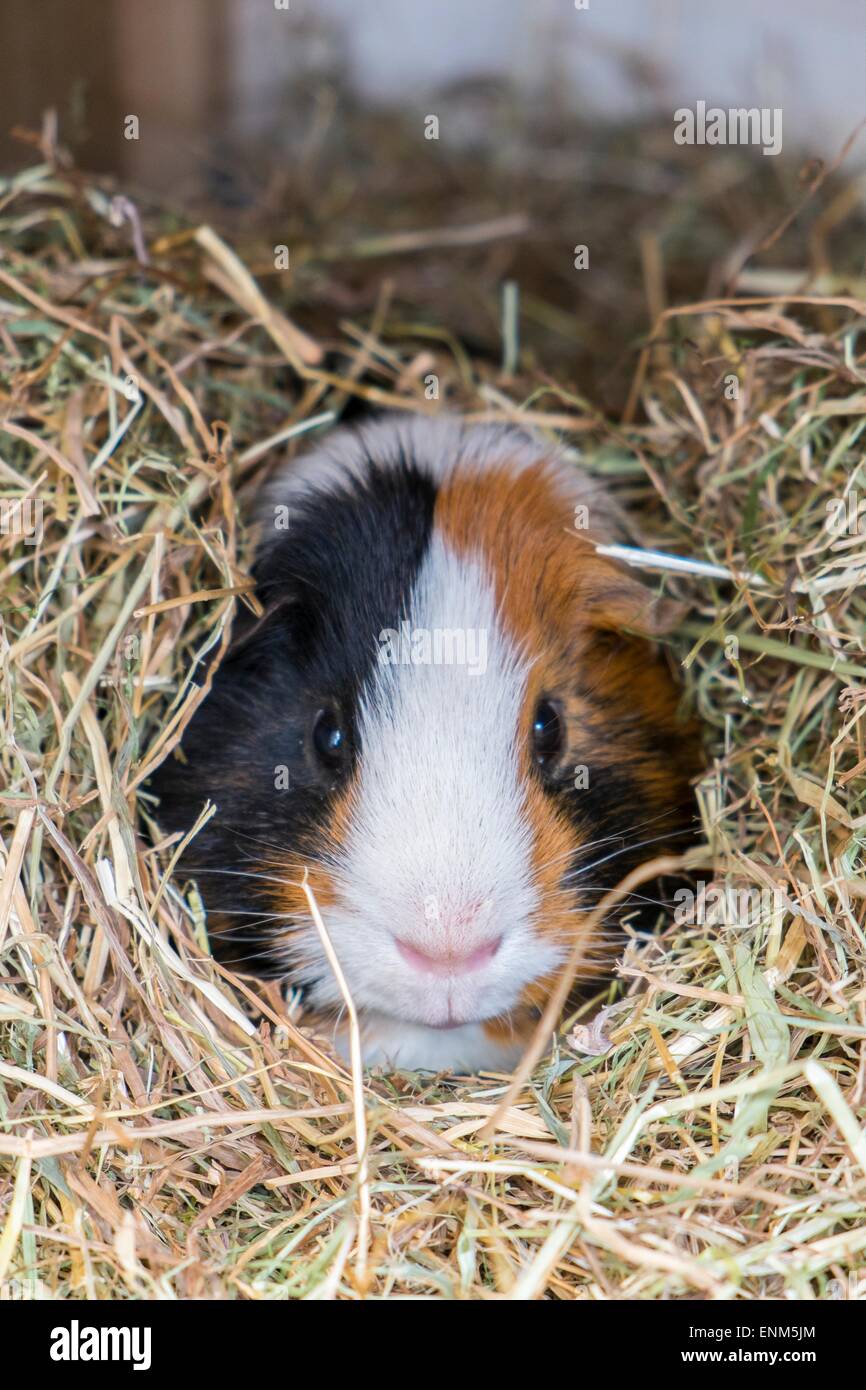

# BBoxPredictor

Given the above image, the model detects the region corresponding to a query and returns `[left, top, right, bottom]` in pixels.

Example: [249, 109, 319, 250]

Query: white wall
[232, 0, 866, 166]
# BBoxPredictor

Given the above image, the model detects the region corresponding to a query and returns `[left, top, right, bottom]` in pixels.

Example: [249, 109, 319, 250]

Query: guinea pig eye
[531, 698, 565, 768]
[312, 706, 346, 771]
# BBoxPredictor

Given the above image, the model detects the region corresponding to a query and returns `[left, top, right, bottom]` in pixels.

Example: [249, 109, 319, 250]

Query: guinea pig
[152, 416, 698, 1071]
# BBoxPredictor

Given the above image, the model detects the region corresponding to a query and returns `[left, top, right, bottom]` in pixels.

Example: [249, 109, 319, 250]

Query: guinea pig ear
[229, 592, 298, 653]
[581, 558, 688, 639]
[225, 589, 317, 674]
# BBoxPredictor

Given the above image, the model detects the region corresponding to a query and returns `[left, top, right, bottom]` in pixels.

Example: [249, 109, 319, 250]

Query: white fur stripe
[306, 534, 562, 1042]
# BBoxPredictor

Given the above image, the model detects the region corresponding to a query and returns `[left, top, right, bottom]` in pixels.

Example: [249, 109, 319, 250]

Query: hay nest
[1, 144, 865, 1301]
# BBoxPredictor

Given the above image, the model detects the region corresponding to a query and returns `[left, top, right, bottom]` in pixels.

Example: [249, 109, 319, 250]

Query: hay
[1, 135, 866, 1301]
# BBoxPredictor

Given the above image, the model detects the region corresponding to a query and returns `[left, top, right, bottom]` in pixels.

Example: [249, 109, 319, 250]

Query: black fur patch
[150, 457, 438, 974]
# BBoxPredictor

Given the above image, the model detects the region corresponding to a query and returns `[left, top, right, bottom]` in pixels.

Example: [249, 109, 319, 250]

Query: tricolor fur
[152, 417, 698, 1071]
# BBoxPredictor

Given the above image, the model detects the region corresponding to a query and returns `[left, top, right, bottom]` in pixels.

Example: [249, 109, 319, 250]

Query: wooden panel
[0, 0, 230, 191]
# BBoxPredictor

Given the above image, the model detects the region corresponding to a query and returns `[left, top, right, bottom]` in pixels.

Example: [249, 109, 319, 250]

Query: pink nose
[396, 936, 502, 977]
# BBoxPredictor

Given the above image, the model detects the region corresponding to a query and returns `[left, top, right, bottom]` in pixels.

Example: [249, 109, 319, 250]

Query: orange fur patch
[436, 458, 700, 1018]
[255, 778, 358, 951]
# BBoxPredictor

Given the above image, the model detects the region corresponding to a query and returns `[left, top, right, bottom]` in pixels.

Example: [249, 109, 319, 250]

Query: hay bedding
[1, 140, 865, 1302]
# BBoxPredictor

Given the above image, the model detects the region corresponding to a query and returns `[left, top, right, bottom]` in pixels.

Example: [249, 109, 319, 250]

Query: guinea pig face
[153, 418, 697, 1072]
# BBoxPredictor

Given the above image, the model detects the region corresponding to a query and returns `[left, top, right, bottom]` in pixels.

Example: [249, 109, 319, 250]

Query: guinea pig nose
[395, 936, 502, 977]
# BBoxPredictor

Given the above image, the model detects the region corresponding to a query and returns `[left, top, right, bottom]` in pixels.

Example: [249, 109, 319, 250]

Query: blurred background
[4, 0, 866, 182]
[2, 0, 866, 410]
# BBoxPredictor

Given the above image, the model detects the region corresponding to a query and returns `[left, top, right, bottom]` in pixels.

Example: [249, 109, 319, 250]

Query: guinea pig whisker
[533, 808, 695, 879]
[481, 1008, 518, 1041]
[216, 842, 346, 885]
[534, 818, 672, 874]
[569, 888, 682, 911]
[208, 922, 290, 940]
[565, 826, 696, 882]
[183, 866, 305, 889]
[582, 821, 697, 862]
[207, 937, 285, 952]
[208, 908, 292, 919]
[208, 919, 287, 934]
[212, 943, 290, 965]
[533, 841, 622, 877]
[217, 826, 306, 856]
[570, 886, 681, 914]
[328, 1005, 348, 1047]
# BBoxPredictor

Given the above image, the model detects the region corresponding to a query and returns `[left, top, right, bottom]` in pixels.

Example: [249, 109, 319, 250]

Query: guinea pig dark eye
[531, 698, 565, 768]
[312, 706, 346, 771]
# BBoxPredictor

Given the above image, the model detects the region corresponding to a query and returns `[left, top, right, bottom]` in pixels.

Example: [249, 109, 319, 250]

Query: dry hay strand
[1, 151, 865, 1302]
